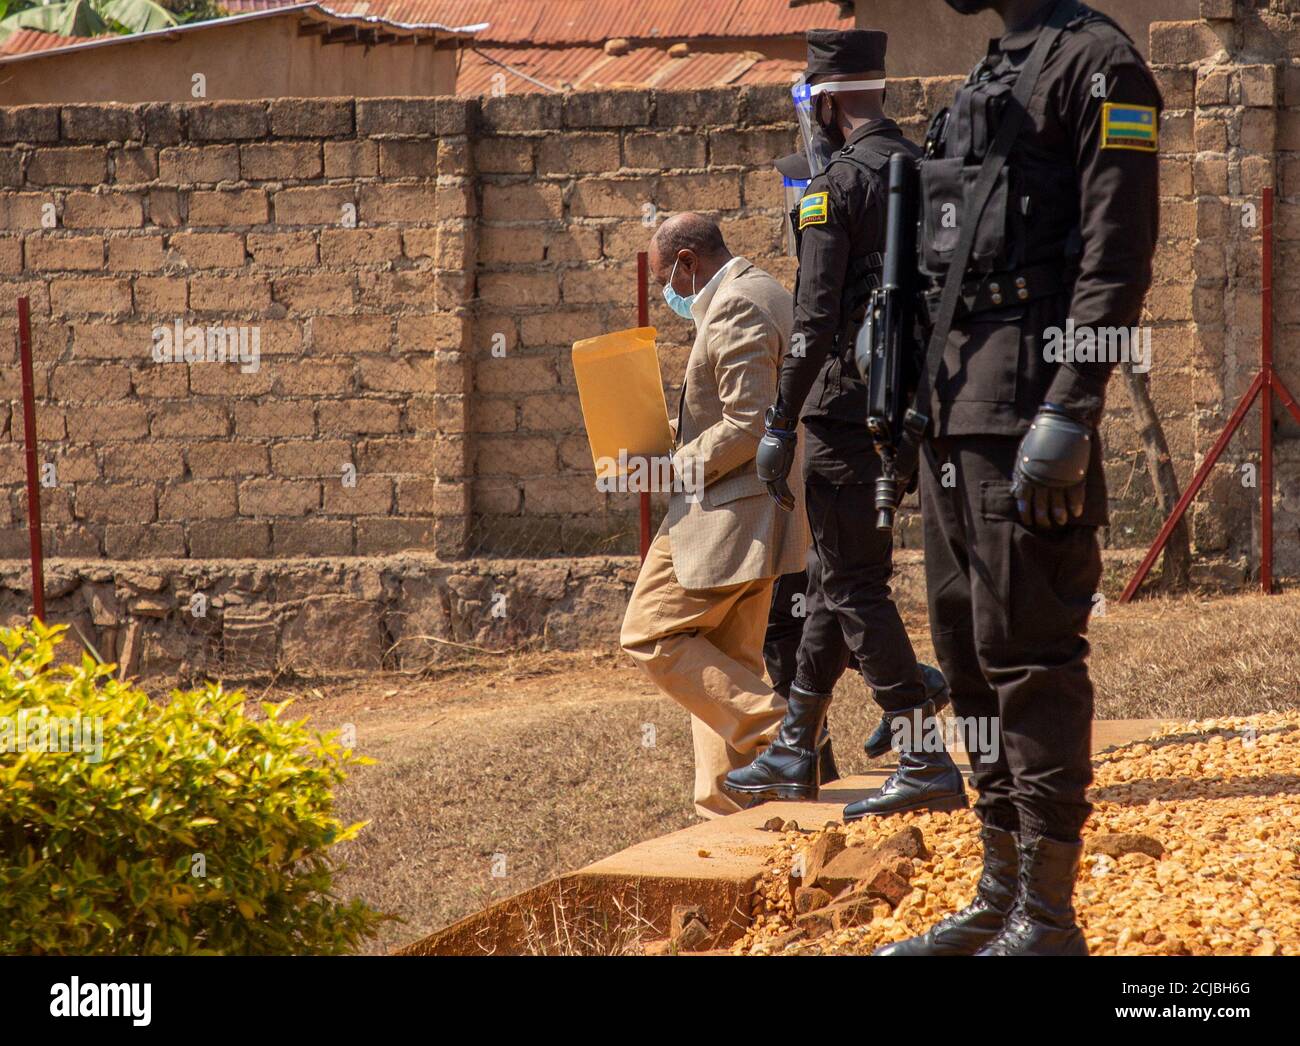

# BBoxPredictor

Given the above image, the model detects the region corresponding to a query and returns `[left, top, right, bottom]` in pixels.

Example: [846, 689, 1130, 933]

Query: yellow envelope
[571, 326, 673, 479]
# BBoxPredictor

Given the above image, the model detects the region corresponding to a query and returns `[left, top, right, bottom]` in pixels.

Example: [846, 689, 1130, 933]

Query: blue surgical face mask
[662, 257, 698, 320]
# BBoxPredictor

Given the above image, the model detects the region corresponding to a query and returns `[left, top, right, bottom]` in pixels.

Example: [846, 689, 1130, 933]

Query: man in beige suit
[621, 213, 809, 818]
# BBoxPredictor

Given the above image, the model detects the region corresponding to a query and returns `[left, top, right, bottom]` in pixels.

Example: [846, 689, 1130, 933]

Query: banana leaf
[0, 0, 176, 40]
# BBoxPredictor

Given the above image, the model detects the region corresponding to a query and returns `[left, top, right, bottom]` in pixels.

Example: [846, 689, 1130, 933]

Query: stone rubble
[735, 712, 1300, 956]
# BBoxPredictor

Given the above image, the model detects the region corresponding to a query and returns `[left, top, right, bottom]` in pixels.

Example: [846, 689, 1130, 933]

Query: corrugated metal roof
[223, 0, 853, 43]
[0, 4, 483, 66]
[730, 0, 850, 35]
[456, 45, 602, 94]
[552, 0, 742, 43]
[0, 29, 95, 55]
[457, 42, 802, 96]
[376, 1, 546, 39]
[734, 56, 803, 84]
[645, 51, 769, 89]
[610, 47, 766, 89]
[3, 1, 828, 90]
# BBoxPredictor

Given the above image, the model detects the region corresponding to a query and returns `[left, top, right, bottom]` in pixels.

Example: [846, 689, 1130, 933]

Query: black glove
[757, 406, 798, 512]
[1011, 405, 1092, 529]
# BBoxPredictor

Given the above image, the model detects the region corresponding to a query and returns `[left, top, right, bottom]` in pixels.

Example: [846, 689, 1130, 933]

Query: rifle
[855, 151, 928, 533]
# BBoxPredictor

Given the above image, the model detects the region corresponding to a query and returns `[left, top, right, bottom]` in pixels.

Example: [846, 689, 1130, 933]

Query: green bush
[0, 620, 385, 954]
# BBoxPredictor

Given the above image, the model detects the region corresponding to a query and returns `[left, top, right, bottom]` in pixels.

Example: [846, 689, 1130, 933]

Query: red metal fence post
[637, 251, 652, 562]
[1261, 187, 1275, 594]
[1119, 375, 1262, 602]
[17, 296, 46, 622]
[1121, 186, 1282, 602]
[1121, 186, 1300, 600]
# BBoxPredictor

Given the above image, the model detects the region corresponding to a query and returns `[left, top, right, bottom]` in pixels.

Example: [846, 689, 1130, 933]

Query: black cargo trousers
[764, 445, 926, 712]
[763, 553, 845, 701]
[918, 432, 1102, 843]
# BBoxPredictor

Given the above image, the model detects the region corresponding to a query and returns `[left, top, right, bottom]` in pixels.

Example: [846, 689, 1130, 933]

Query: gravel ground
[738, 711, 1300, 956]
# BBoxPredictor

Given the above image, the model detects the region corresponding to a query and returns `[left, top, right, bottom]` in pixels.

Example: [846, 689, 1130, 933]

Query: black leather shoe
[864, 664, 951, 758]
[723, 686, 832, 802]
[874, 826, 1018, 955]
[976, 833, 1088, 956]
[817, 728, 840, 785]
[843, 749, 968, 820]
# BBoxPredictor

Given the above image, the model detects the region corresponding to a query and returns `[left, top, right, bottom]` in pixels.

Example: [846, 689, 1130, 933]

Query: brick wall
[0, 18, 1290, 573]
[1221, 0, 1300, 574]
[0, 97, 476, 561]
[1139, 0, 1300, 575]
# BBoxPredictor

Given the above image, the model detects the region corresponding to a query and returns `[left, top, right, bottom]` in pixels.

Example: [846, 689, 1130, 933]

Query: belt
[953, 261, 1073, 316]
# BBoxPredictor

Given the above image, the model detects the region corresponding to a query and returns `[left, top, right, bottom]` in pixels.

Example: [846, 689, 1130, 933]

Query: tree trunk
[1122, 363, 1191, 590]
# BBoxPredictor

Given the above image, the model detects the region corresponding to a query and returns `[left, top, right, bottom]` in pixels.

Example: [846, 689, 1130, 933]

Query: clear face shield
[792, 76, 835, 181]
[793, 74, 889, 179]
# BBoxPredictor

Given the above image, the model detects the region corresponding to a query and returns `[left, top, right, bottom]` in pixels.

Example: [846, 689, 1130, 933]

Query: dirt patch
[257, 590, 1300, 954]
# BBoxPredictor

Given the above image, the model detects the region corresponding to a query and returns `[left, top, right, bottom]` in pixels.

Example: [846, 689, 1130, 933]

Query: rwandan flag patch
[798, 191, 829, 229]
[1101, 102, 1159, 152]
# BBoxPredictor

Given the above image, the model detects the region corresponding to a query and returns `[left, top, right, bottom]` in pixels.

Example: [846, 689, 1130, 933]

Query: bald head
[649, 213, 733, 302]
[652, 213, 727, 264]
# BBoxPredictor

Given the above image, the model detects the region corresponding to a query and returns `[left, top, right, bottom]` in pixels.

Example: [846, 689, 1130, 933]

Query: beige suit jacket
[666, 257, 809, 591]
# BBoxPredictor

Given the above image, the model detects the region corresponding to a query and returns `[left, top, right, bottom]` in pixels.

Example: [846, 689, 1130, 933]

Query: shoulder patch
[1101, 102, 1158, 152]
[798, 191, 829, 229]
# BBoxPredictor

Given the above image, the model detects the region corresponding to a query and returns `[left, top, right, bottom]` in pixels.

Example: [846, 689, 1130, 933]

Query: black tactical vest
[790, 134, 916, 364]
[917, 8, 1112, 286]
[792, 131, 919, 426]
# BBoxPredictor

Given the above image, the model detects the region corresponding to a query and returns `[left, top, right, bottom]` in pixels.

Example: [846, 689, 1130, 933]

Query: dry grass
[1087, 592, 1300, 719]
[267, 589, 1300, 954]
[287, 651, 699, 954]
[518, 886, 655, 956]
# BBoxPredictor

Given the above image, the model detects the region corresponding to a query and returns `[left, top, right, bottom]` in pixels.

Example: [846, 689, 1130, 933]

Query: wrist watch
[765, 406, 798, 434]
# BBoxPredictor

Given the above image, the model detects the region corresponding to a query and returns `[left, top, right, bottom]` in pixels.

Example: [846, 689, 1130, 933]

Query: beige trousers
[620, 531, 787, 818]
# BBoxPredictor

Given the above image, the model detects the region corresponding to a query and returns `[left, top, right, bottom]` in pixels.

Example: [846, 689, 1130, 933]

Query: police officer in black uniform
[878, 0, 1161, 956]
[724, 29, 964, 822]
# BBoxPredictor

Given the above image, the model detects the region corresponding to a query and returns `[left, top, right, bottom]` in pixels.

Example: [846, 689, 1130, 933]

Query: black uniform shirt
[932, 3, 1162, 437]
[779, 119, 921, 483]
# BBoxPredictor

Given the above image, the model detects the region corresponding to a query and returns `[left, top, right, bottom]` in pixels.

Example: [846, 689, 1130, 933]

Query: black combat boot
[843, 750, 968, 819]
[975, 833, 1088, 956]
[864, 663, 950, 758]
[723, 686, 832, 802]
[873, 825, 1018, 955]
[843, 700, 967, 820]
[773, 680, 838, 785]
